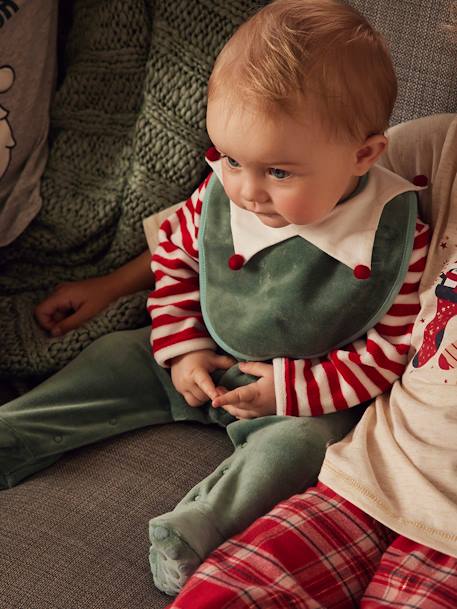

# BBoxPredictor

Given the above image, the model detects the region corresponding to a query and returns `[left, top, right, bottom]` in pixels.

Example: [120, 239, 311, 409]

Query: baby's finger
[190, 383, 209, 403]
[212, 384, 257, 408]
[212, 354, 237, 370]
[239, 361, 271, 377]
[221, 404, 257, 420]
[193, 369, 217, 400]
[183, 391, 206, 407]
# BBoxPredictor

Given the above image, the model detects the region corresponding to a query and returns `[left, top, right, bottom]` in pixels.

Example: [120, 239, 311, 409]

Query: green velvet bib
[199, 174, 417, 361]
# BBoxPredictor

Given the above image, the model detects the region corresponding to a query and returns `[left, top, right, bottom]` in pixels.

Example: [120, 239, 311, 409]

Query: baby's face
[206, 98, 361, 228]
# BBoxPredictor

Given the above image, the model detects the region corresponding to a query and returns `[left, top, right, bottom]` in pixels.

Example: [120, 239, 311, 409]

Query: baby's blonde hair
[208, 0, 397, 143]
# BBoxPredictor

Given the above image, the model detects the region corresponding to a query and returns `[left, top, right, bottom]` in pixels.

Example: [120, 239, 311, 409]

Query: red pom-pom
[228, 254, 245, 270]
[206, 146, 221, 162]
[353, 264, 371, 280]
[412, 174, 428, 187]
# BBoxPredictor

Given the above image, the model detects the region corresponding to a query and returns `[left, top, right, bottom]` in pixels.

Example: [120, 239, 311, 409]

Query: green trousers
[0, 327, 365, 538]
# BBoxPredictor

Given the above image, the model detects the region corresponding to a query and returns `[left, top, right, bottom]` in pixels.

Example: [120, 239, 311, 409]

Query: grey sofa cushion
[348, 0, 457, 123]
[0, 424, 232, 609]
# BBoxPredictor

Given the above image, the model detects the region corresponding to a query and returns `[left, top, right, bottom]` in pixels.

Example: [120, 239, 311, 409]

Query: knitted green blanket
[0, 0, 263, 379]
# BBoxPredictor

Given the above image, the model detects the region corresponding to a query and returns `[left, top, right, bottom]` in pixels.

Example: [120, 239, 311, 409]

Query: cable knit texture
[0, 0, 263, 378]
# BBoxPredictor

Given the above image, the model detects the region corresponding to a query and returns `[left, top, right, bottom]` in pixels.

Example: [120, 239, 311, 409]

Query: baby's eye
[225, 156, 241, 169]
[269, 167, 291, 180]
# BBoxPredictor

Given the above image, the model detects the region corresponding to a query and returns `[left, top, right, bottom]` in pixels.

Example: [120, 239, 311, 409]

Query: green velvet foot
[149, 524, 201, 595]
[148, 502, 225, 595]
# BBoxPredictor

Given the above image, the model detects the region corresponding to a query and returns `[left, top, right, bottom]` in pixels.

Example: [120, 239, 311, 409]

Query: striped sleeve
[274, 220, 431, 416]
[147, 174, 216, 367]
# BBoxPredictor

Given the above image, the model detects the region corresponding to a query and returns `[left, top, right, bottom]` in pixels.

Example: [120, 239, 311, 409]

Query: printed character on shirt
[413, 267, 457, 368]
[0, 66, 15, 181]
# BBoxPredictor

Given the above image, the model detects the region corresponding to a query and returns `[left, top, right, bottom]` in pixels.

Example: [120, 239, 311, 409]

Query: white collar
[206, 156, 425, 271]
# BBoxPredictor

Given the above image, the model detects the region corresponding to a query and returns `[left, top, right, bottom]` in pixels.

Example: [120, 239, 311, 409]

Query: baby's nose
[241, 180, 268, 205]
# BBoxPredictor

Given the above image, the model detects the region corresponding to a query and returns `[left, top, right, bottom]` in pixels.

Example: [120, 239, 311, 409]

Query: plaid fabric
[169, 483, 457, 609]
[363, 536, 457, 608]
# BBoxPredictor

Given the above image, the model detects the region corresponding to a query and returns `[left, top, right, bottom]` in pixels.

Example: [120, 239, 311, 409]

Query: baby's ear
[0, 66, 14, 94]
[354, 134, 387, 175]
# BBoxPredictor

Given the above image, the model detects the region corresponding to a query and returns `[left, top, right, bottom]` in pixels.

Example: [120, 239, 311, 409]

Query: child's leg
[167, 482, 395, 609]
[149, 404, 366, 595]
[0, 327, 228, 489]
[361, 537, 457, 609]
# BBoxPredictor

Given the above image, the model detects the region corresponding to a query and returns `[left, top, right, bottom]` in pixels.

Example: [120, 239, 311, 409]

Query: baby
[146, 0, 428, 594]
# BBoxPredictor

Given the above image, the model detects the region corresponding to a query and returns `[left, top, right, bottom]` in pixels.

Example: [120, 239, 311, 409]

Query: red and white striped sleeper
[147, 173, 430, 416]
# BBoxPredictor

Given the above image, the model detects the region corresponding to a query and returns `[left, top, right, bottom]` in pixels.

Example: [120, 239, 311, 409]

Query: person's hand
[35, 276, 119, 336]
[170, 349, 236, 407]
[211, 361, 276, 419]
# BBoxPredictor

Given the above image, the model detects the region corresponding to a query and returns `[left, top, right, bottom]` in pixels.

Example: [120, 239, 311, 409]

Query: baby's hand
[170, 350, 236, 407]
[35, 276, 119, 336]
[211, 361, 276, 419]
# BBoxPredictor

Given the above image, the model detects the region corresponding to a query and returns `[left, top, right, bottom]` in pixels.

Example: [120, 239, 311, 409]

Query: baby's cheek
[221, 175, 238, 204]
[277, 196, 316, 224]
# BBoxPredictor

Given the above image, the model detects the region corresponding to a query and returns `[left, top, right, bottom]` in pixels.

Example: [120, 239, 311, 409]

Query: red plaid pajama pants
[169, 482, 457, 609]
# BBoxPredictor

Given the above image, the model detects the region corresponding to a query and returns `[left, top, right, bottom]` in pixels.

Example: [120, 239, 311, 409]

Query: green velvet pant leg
[148, 401, 366, 594]
[178, 404, 365, 542]
[0, 327, 230, 490]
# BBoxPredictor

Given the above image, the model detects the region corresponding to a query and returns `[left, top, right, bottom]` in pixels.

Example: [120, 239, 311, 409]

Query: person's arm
[148, 174, 235, 405]
[147, 173, 217, 366]
[35, 249, 152, 336]
[274, 219, 431, 416]
[379, 114, 455, 226]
